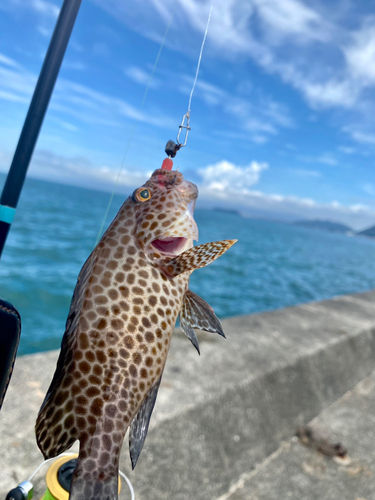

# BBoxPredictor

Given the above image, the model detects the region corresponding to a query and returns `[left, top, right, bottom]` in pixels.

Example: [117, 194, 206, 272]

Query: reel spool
[41, 455, 121, 500]
[6, 454, 125, 500]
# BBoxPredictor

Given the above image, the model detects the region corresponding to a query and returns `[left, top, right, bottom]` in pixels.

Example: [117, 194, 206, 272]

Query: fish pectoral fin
[129, 376, 162, 470]
[160, 240, 237, 278]
[180, 290, 225, 353]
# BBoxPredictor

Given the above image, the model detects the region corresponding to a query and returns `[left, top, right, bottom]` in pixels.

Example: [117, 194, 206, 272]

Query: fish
[35, 167, 236, 500]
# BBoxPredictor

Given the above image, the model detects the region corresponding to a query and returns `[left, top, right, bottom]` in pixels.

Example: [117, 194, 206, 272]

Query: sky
[0, 0, 375, 230]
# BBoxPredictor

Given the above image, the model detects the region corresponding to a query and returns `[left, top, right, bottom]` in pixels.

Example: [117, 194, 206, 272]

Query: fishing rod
[0, 0, 81, 426]
[0, 0, 82, 260]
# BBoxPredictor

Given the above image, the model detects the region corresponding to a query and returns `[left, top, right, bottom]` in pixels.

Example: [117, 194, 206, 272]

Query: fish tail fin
[70, 456, 119, 500]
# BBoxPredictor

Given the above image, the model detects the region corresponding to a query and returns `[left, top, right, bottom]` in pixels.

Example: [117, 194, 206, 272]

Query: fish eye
[133, 188, 152, 202]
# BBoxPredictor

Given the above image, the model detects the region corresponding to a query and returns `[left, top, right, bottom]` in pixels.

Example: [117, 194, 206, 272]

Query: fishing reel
[5, 454, 135, 500]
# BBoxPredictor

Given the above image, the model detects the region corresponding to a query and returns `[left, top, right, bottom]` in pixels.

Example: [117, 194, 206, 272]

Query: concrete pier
[1, 290, 375, 499]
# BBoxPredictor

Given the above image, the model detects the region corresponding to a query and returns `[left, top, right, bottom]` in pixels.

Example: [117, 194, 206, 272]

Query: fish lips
[151, 236, 191, 255]
[150, 201, 198, 257]
[136, 199, 196, 258]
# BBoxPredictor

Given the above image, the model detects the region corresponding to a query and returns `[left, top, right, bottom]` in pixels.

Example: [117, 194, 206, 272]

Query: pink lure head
[161, 158, 173, 171]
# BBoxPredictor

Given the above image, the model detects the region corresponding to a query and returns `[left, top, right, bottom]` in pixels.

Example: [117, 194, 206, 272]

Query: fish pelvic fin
[70, 456, 119, 500]
[180, 290, 225, 353]
[179, 317, 200, 354]
[129, 377, 162, 469]
[160, 239, 237, 278]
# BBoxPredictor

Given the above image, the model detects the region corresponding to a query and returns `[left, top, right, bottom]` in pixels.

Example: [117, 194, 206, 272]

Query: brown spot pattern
[35, 167, 201, 492]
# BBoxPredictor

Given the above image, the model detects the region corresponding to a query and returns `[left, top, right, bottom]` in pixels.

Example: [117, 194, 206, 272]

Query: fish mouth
[151, 237, 188, 256]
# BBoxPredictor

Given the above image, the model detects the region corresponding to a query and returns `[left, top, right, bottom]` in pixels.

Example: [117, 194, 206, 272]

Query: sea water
[1, 174, 375, 355]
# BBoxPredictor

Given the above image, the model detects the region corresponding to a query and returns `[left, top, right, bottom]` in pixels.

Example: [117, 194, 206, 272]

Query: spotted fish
[35, 167, 236, 500]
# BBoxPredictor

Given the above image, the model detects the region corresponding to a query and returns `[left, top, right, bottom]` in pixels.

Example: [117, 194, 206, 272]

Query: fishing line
[187, 2, 213, 114]
[96, 1, 214, 240]
[95, 3, 177, 245]
[119, 470, 135, 500]
[26, 453, 74, 482]
[162, 1, 214, 169]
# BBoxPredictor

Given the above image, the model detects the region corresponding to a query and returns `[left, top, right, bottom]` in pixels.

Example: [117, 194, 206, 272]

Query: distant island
[293, 219, 353, 234]
[213, 207, 241, 216]
[358, 225, 375, 238]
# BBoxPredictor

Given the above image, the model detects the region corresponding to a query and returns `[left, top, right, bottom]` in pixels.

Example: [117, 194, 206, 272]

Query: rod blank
[0, 0, 82, 258]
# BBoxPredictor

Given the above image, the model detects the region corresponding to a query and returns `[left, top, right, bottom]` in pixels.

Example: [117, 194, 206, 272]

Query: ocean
[1, 174, 375, 356]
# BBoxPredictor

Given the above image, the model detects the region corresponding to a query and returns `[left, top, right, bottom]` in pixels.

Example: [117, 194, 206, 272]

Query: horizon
[1, 0, 375, 230]
[1, 171, 373, 232]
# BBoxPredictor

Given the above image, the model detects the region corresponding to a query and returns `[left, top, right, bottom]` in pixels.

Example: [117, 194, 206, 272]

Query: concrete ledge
[221, 369, 375, 500]
[1, 290, 375, 499]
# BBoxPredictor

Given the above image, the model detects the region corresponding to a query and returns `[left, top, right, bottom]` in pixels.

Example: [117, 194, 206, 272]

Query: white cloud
[31, 0, 59, 17]
[0, 55, 174, 129]
[88, 0, 375, 118]
[53, 80, 174, 128]
[201, 182, 375, 230]
[344, 20, 375, 85]
[296, 153, 338, 166]
[178, 74, 225, 106]
[175, 72, 293, 139]
[4, 0, 60, 17]
[225, 94, 293, 133]
[0, 63, 36, 102]
[125, 66, 159, 88]
[198, 160, 268, 194]
[291, 169, 321, 178]
[338, 146, 356, 155]
[51, 118, 79, 132]
[297, 78, 358, 109]
[195, 158, 375, 230]
[0, 90, 29, 103]
[317, 154, 338, 166]
[26, 149, 152, 190]
[252, 0, 329, 43]
[344, 129, 375, 146]
[363, 183, 375, 196]
[251, 135, 268, 144]
[63, 61, 87, 71]
[37, 26, 51, 37]
[0, 53, 19, 68]
[3, 145, 372, 230]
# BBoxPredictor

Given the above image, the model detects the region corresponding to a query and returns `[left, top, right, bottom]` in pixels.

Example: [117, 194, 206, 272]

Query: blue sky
[0, 0, 375, 229]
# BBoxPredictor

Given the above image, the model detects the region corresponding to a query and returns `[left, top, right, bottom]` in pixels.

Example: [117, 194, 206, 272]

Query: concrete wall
[1, 290, 375, 499]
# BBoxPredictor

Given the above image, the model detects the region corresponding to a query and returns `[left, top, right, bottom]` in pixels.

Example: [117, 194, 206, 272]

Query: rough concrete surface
[1, 290, 375, 499]
[221, 370, 375, 500]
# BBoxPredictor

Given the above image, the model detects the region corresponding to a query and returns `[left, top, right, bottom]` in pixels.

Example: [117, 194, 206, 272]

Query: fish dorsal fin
[35, 251, 98, 459]
[160, 239, 237, 278]
[180, 290, 225, 354]
[129, 376, 162, 469]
